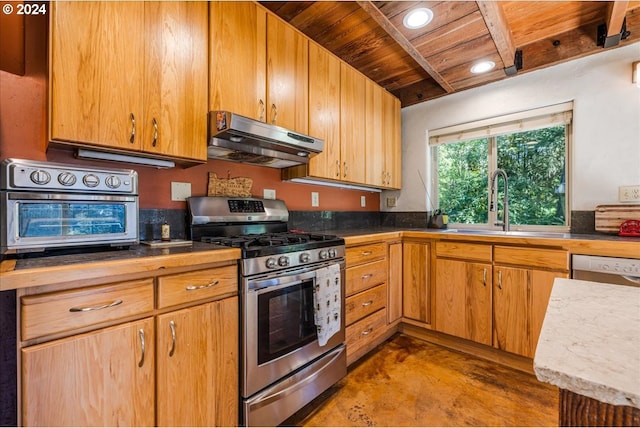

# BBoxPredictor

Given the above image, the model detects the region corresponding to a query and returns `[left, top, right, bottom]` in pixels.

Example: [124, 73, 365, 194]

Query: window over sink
[429, 102, 572, 231]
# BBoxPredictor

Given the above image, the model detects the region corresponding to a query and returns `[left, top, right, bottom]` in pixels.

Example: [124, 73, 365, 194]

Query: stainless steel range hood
[207, 111, 324, 168]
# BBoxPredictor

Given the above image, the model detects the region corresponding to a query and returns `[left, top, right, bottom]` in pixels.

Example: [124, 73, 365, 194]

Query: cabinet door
[340, 63, 367, 184]
[50, 1, 145, 149]
[143, 1, 208, 161]
[384, 92, 402, 189]
[308, 41, 341, 180]
[266, 13, 308, 132]
[467, 262, 492, 345]
[402, 242, 430, 323]
[156, 297, 238, 427]
[209, 2, 266, 120]
[365, 80, 385, 187]
[387, 242, 403, 324]
[493, 266, 530, 356]
[530, 270, 568, 354]
[22, 318, 155, 426]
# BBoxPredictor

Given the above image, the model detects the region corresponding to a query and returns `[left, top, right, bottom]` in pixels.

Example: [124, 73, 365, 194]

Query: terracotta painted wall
[0, 12, 379, 212]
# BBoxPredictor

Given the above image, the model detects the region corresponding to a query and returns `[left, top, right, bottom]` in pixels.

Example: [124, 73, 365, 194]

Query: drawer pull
[185, 280, 219, 291]
[69, 299, 123, 312]
[361, 251, 373, 256]
[169, 320, 176, 357]
[361, 300, 374, 307]
[361, 328, 373, 336]
[361, 273, 373, 280]
[138, 329, 145, 368]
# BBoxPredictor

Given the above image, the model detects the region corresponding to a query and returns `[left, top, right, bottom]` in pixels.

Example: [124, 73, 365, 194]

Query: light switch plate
[619, 185, 640, 202]
[311, 192, 319, 207]
[263, 189, 276, 199]
[361, 196, 366, 207]
[171, 182, 191, 201]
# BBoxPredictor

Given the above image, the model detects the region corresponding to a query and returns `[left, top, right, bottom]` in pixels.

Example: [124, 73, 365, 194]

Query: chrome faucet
[490, 168, 509, 231]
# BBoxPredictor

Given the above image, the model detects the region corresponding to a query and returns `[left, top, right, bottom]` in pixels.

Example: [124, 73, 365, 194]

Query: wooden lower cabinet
[402, 241, 430, 324]
[345, 308, 387, 364]
[21, 318, 155, 426]
[493, 266, 568, 358]
[435, 259, 492, 345]
[387, 242, 403, 324]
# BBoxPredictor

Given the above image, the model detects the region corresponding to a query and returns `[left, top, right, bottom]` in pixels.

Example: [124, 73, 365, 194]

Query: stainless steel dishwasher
[572, 255, 640, 287]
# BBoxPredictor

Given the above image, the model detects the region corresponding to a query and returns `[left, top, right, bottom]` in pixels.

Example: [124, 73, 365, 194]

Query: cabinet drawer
[346, 243, 386, 266]
[436, 241, 492, 262]
[157, 265, 237, 308]
[21, 279, 154, 341]
[345, 284, 387, 326]
[494, 246, 569, 271]
[346, 259, 387, 296]
[346, 308, 387, 360]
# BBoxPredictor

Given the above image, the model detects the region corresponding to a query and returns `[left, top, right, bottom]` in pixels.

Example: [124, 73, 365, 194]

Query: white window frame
[428, 102, 573, 232]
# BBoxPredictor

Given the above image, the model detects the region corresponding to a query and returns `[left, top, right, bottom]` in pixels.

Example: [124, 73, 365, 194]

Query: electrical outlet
[386, 197, 397, 207]
[619, 185, 640, 202]
[263, 189, 276, 199]
[311, 192, 319, 207]
[361, 196, 366, 207]
[171, 182, 191, 201]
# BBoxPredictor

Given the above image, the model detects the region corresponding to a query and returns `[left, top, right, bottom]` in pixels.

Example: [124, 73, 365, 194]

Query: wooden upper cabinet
[50, 1, 145, 149]
[340, 63, 367, 184]
[384, 92, 402, 189]
[209, 1, 266, 120]
[143, 2, 208, 160]
[50, 1, 208, 161]
[365, 80, 385, 187]
[266, 13, 308, 133]
[307, 41, 341, 181]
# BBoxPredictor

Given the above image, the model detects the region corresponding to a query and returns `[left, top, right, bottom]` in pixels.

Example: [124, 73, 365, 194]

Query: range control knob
[328, 248, 337, 258]
[83, 174, 100, 188]
[58, 172, 77, 186]
[105, 175, 121, 189]
[278, 256, 290, 267]
[266, 258, 277, 269]
[319, 250, 329, 260]
[29, 169, 51, 185]
[299, 253, 311, 263]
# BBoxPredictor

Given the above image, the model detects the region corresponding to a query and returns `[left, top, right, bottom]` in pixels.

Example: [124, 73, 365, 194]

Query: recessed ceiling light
[470, 61, 496, 74]
[403, 7, 433, 30]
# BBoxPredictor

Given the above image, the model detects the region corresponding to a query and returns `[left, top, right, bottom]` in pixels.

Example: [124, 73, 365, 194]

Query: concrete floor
[285, 334, 558, 427]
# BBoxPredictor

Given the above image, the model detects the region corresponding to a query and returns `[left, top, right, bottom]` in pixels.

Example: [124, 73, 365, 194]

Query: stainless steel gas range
[188, 197, 346, 427]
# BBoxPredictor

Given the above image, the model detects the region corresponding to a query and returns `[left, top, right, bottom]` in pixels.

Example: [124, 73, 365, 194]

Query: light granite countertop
[534, 278, 640, 408]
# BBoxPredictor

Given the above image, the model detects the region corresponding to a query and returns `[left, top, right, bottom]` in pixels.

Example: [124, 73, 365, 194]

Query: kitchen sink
[440, 229, 571, 239]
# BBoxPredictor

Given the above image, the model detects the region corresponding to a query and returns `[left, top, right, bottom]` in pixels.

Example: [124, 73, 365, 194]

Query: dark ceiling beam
[476, 1, 517, 74]
[607, 0, 629, 37]
[356, 0, 455, 93]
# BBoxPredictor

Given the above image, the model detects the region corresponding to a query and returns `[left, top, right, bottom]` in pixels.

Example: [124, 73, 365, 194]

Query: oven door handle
[247, 345, 345, 407]
[249, 269, 318, 293]
[6, 192, 136, 202]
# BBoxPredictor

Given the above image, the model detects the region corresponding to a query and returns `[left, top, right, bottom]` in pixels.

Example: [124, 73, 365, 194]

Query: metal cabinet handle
[361, 328, 373, 336]
[151, 118, 158, 147]
[271, 103, 277, 124]
[343, 161, 348, 178]
[387, 172, 391, 185]
[258, 99, 265, 122]
[138, 329, 145, 367]
[185, 280, 219, 291]
[335, 160, 340, 177]
[361, 300, 373, 307]
[361, 251, 373, 256]
[69, 299, 123, 312]
[129, 113, 136, 144]
[169, 320, 176, 357]
[381, 171, 386, 184]
[483, 268, 487, 287]
[361, 273, 373, 280]
[498, 270, 503, 289]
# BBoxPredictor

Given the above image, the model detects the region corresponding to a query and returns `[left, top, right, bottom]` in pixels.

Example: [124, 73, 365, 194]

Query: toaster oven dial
[278, 256, 290, 267]
[57, 172, 77, 186]
[105, 175, 122, 189]
[29, 170, 51, 185]
[82, 174, 100, 188]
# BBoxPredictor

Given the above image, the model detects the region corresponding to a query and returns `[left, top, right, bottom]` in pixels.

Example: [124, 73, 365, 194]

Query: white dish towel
[313, 263, 341, 347]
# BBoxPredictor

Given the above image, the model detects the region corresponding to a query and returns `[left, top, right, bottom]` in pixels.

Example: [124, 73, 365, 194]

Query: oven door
[243, 263, 345, 398]
[1, 192, 139, 253]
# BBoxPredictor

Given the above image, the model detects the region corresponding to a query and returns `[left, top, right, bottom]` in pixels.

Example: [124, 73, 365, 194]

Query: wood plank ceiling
[260, 1, 640, 107]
